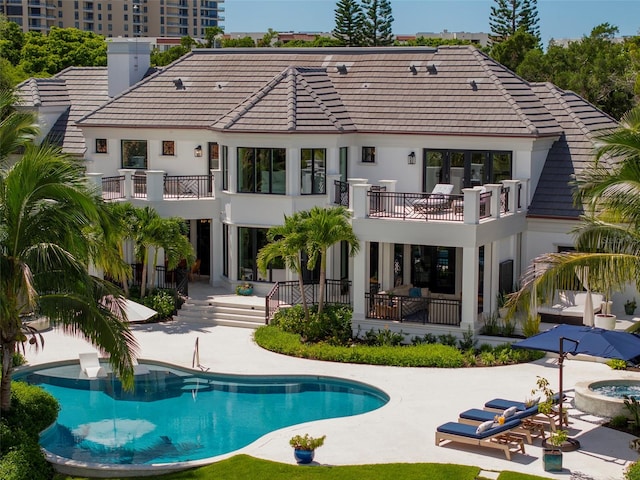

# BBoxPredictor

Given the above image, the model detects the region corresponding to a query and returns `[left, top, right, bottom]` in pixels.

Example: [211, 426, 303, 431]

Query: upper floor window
[95, 138, 107, 153]
[301, 148, 325, 195]
[162, 140, 175, 156]
[423, 149, 512, 194]
[121, 140, 147, 169]
[208, 142, 219, 170]
[237, 147, 285, 194]
[362, 146, 375, 163]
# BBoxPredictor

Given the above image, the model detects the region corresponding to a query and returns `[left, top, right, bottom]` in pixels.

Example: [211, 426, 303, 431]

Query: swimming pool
[16, 361, 388, 468]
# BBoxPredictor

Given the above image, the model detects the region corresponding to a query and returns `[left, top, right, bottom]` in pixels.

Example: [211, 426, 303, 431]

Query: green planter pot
[543, 449, 563, 472]
[236, 287, 253, 296]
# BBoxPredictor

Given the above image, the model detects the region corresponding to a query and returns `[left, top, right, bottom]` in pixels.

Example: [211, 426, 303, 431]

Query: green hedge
[0, 382, 58, 480]
[254, 326, 465, 367]
[254, 326, 544, 368]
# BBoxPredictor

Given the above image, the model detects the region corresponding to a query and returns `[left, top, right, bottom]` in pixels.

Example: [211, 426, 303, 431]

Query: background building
[0, 0, 224, 38]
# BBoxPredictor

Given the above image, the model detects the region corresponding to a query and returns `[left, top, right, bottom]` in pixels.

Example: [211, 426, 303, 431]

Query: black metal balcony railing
[265, 279, 352, 323]
[102, 175, 125, 200]
[102, 174, 214, 201]
[367, 190, 465, 222]
[365, 293, 461, 326]
[333, 179, 349, 206]
[164, 175, 214, 199]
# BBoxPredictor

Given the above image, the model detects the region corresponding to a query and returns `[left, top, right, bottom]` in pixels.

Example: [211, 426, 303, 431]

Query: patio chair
[483, 395, 566, 431]
[458, 406, 541, 441]
[79, 352, 107, 378]
[413, 184, 454, 213]
[435, 418, 526, 460]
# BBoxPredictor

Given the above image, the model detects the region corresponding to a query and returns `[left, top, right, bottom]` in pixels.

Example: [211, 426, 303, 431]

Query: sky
[224, 0, 640, 46]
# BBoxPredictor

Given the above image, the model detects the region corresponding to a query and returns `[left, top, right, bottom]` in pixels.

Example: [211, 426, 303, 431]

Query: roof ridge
[295, 68, 346, 131]
[286, 67, 296, 130]
[28, 78, 42, 107]
[218, 67, 291, 130]
[471, 49, 539, 135]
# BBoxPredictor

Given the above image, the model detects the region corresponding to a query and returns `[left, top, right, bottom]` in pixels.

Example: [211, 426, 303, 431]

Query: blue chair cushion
[409, 287, 421, 297]
[437, 419, 521, 439]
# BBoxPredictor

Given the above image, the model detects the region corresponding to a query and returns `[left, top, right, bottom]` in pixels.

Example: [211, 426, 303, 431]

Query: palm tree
[0, 89, 38, 162]
[0, 145, 138, 412]
[302, 206, 359, 315]
[257, 212, 311, 321]
[510, 107, 640, 315]
[148, 216, 195, 290]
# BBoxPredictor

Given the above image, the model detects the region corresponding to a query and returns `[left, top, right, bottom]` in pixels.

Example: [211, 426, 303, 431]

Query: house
[15, 41, 620, 336]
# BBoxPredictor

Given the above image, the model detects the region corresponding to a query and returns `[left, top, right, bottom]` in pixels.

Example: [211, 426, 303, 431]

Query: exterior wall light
[194, 145, 203, 157]
[408, 151, 416, 165]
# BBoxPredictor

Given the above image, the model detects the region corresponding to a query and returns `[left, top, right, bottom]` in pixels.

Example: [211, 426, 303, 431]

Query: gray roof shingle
[79, 46, 562, 138]
[528, 83, 618, 219]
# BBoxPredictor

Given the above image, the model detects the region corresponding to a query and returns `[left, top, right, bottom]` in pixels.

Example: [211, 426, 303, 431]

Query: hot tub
[575, 379, 640, 418]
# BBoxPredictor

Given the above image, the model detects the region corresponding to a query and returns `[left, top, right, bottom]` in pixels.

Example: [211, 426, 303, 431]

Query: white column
[351, 183, 371, 219]
[485, 184, 503, 219]
[502, 180, 520, 214]
[86, 172, 103, 194]
[347, 177, 367, 211]
[381, 242, 393, 291]
[119, 169, 136, 199]
[145, 170, 165, 202]
[461, 246, 479, 331]
[352, 239, 367, 317]
[289, 147, 300, 196]
[462, 188, 480, 225]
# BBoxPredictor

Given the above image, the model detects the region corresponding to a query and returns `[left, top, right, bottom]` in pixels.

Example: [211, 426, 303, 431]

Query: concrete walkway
[21, 317, 637, 480]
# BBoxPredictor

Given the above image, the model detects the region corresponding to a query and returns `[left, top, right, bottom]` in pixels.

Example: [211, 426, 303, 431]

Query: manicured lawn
[54, 454, 551, 479]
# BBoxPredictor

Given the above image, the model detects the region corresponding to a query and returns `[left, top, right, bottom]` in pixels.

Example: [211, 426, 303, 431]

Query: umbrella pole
[556, 336, 580, 451]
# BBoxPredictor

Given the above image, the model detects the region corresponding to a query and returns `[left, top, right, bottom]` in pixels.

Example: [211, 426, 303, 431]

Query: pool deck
[22, 283, 640, 480]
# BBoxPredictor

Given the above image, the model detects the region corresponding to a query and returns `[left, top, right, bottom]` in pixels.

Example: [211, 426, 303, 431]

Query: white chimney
[107, 39, 151, 98]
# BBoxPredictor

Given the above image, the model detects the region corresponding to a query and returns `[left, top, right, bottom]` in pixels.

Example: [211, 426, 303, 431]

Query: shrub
[438, 333, 457, 347]
[0, 439, 53, 480]
[521, 314, 541, 338]
[480, 312, 500, 336]
[271, 305, 352, 345]
[361, 327, 406, 346]
[142, 289, 175, 320]
[411, 333, 437, 345]
[606, 359, 628, 370]
[626, 461, 640, 480]
[0, 420, 28, 455]
[609, 414, 629, 429]
[12, 352, 26, 367]
[458, 326, 476, 351]
[6, 382, 59, 436]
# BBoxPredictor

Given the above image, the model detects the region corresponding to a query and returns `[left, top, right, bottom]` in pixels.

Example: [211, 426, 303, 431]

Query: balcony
[334, 179, 524, 225]
[94, 171, 215, 202]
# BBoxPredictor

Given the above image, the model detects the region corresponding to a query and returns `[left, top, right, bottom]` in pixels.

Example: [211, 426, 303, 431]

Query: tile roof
[79, 46, 562, 138]
[16, 68, 111, 155]
[528, 83, 618, 219]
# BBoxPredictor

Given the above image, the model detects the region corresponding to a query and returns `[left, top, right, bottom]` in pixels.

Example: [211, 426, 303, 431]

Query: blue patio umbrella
[513, 324, 640, 450]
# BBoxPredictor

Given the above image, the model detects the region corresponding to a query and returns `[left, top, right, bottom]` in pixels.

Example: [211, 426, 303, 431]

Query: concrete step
[175, 298, 266, 329]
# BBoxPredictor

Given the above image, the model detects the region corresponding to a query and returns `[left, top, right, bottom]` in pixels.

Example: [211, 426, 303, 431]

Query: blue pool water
[591, 383, 640, 399]
[17, 363, 388, 465]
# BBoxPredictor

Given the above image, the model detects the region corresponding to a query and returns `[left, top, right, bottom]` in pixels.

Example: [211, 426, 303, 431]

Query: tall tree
[489, 0, 540, 44]
[257, 212, 312, 321]
[0, 16, 24, 65]
[517, 24, 635, 120]
[0, 143, 138, 411]
[204, 26, 224, 48]
[361, 0, 394, 47]
[509, 107, 640, 321]
[333, 0, 365, 47]
[489, 29, 541, 72]
[0, 89, 38, 161]
[302, 206, 359, 315]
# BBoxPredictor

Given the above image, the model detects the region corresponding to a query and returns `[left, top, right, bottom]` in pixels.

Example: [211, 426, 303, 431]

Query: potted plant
[235, 282, 253, 296]
[289, 434, 325, 464]
[625, 298, 637, 316]
[543, 429, 568, 472]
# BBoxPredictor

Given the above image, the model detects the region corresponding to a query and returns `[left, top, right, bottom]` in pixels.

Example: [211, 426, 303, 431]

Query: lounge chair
[483, 395, 566, 431]
[458, 406, 541, 441]
[413, 184, 454, 213]
[435, 418, 526, 460]
[79, 352, 107, 378]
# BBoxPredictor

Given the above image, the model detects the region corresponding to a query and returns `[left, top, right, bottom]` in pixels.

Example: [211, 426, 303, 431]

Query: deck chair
[79, 352, 107, 378]
[484, 394, 566, 431]
[413, 184, 454, 213]
[458, 406, 541, 441]
[435, 418, 526, 460]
